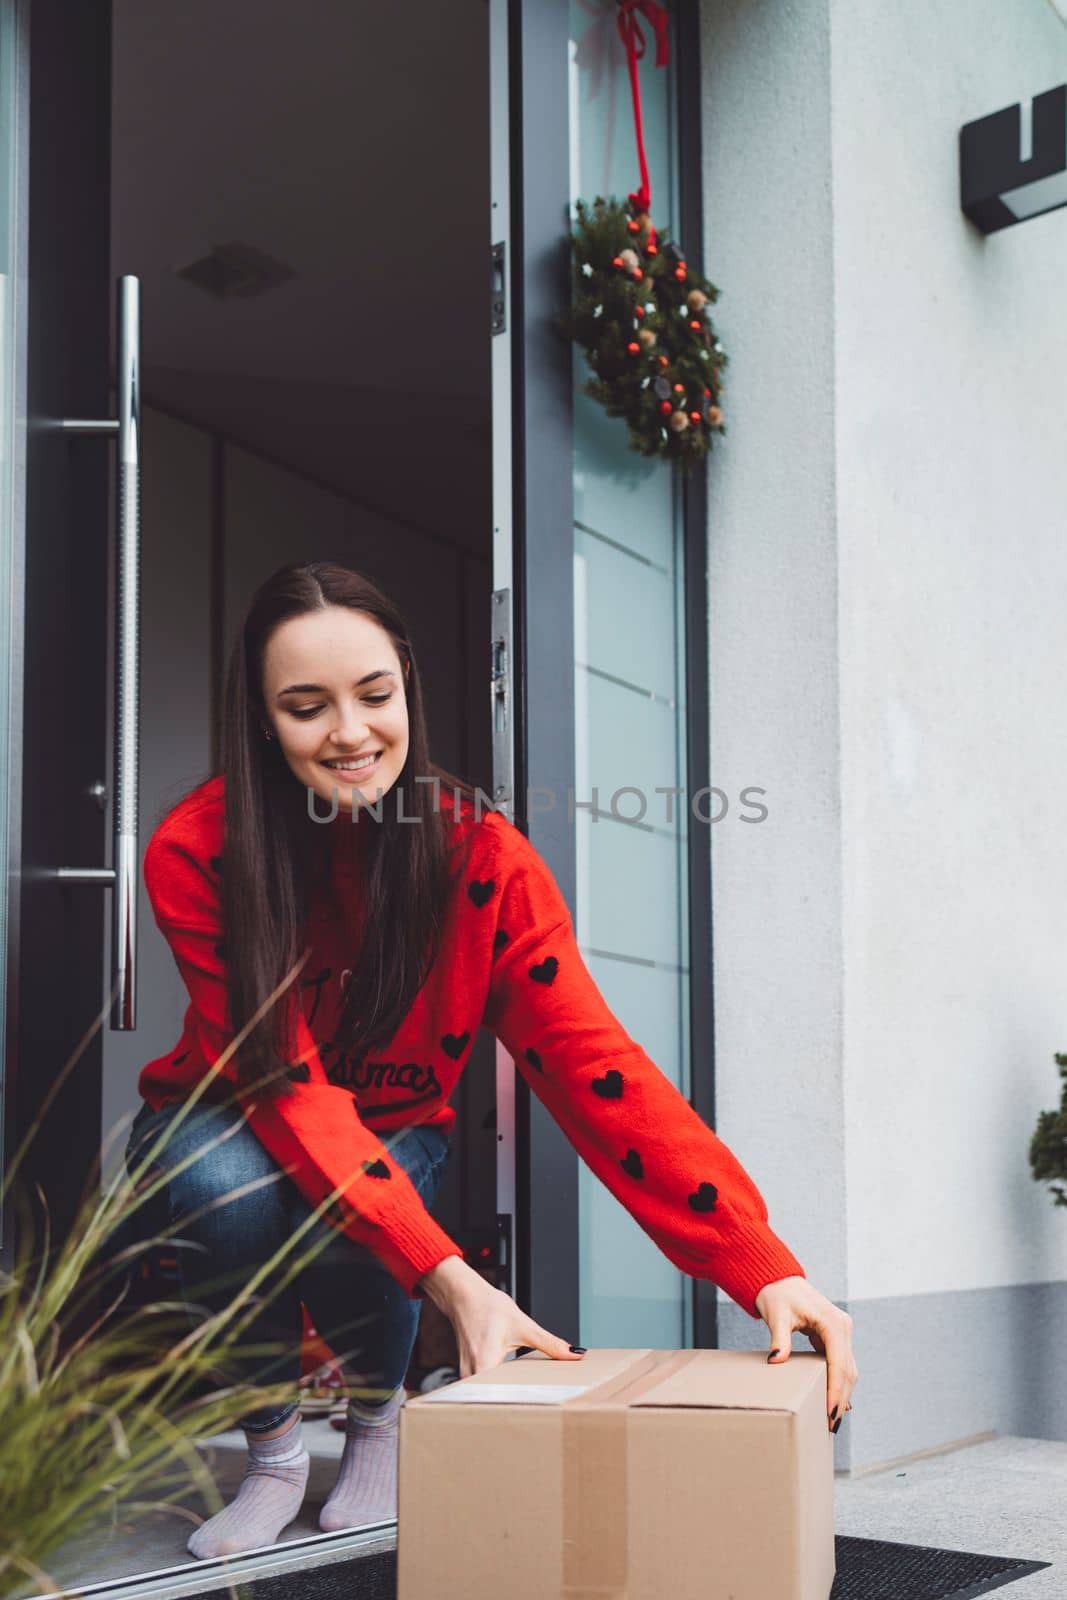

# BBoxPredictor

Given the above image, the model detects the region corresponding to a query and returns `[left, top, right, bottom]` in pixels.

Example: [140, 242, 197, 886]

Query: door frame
[4, 0, 113, 1268]
[676, 0, 718, 1354]
[505, 0, 581, 1339]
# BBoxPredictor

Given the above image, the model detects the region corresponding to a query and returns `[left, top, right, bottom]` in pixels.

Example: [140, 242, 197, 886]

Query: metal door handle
[56, 276, 141, 1030]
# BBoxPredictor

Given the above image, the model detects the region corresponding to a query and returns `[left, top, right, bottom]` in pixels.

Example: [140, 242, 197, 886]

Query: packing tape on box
[561, 1349, 702, 1600]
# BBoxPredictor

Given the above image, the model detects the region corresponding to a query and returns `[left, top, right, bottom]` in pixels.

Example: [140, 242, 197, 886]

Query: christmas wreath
[568, 195, 727, 471]
[564, 0, 728, 472]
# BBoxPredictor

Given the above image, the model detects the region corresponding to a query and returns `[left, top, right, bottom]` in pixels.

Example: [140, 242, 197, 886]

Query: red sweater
[140, 774, 805, 1315]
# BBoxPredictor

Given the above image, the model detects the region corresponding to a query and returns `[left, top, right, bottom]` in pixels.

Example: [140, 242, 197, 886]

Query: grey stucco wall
[700, 0, 1067, 1468]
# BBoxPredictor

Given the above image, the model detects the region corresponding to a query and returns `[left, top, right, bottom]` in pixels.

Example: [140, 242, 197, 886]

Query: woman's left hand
[753, 1275, 859, 1433]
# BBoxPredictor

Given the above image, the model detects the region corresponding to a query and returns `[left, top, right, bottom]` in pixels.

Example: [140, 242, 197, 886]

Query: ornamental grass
[0, 959, 383, 1598]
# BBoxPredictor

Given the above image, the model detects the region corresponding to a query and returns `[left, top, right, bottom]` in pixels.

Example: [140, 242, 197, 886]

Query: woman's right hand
[419, 1255, 584, 1378]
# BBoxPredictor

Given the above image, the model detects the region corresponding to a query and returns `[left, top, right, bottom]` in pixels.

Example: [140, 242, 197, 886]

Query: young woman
[128, 560, 858, 1560]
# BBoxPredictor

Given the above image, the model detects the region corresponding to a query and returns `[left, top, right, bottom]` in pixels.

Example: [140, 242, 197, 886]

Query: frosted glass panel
[569, 0, 691, 1350]
[579, 670, 684, 818]
[574, 389, 674, 568]
[585, 955, 689, 1093]
[575, 523, 679, 703]
[575, 809, 685, 971]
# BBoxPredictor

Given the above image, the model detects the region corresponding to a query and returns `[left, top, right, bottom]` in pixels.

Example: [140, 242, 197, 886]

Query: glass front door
[8, 0, 501, 1591]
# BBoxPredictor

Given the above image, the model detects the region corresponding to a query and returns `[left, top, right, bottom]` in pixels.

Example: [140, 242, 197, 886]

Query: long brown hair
[217, 560, 481, 1094]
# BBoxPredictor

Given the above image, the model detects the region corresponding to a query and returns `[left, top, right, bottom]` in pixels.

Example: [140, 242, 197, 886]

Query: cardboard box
[398, 1346, 835, 1600]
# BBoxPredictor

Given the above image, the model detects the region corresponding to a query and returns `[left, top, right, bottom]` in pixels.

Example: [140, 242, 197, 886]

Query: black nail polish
[767, 1348, 781, 1362]
[569, 1344, 587, 1354]
[831, 1417, 842, 1434]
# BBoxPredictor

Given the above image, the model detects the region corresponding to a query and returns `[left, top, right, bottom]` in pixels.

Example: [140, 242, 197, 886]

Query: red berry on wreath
[646, 243, 658, 256]
[632, 270, 644, 282]
[635, 305, 645, 319]
[612, 256, 624, 269]
[627, 341, 640, 355]
[627, 219, 640, 233]
[660, 401, 672, 416]
[673, 383, 684, 393]
[690, 320, 702, 330]
[689, 411, 702, 424]
[704, 387, 712, 396]
[658, 355, 669, 367]
[674, 266, 687, 282]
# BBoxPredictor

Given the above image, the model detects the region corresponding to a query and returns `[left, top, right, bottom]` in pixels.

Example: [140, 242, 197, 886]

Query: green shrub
[1029, 1052, 1067, 1209]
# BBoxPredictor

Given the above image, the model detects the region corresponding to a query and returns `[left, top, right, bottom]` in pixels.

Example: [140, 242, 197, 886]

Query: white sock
[318, 1385, 404, 1532]
[187, 1416, 310, 1559]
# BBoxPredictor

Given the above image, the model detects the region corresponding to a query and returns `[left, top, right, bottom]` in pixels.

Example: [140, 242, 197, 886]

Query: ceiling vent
[176, 241, 297, 300]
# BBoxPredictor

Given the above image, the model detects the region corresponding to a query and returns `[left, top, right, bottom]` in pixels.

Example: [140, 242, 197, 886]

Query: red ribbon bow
[615, 0, 671, 216]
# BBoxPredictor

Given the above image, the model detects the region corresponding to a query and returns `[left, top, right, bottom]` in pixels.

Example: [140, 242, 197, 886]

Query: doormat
[231, 1537, 1053, 1600]
[831, 1534, 1052, 1598]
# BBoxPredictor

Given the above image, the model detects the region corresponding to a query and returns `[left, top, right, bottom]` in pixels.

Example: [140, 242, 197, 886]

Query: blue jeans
[124, 1097, 452, 1434]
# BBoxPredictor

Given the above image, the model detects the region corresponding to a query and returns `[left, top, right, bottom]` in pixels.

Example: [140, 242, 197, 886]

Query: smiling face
[260, 605, 410, 813]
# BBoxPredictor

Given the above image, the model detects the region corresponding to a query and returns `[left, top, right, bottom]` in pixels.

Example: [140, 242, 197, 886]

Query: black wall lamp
[960, 83, 1066, 233]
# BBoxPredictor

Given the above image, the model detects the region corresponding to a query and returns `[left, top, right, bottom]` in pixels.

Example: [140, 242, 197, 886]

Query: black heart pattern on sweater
[493, 929, 510, 954]
[209, 854, 222, 874]
[468, 878, 496, 908]
[592, 1069, 624, 1099]
[172, 1051, 189, 1067]
[362, 1158, 391, 1179]
[621, 1148, 644, 1179]
[287, 1063, 311, 1083]
[525, 1047, 544, 1074]
[529, 956, 558, 986]
[441, 1031, 471, 1060]
[688, 1183, 718, 1212]
[215, 940, 227, 960]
